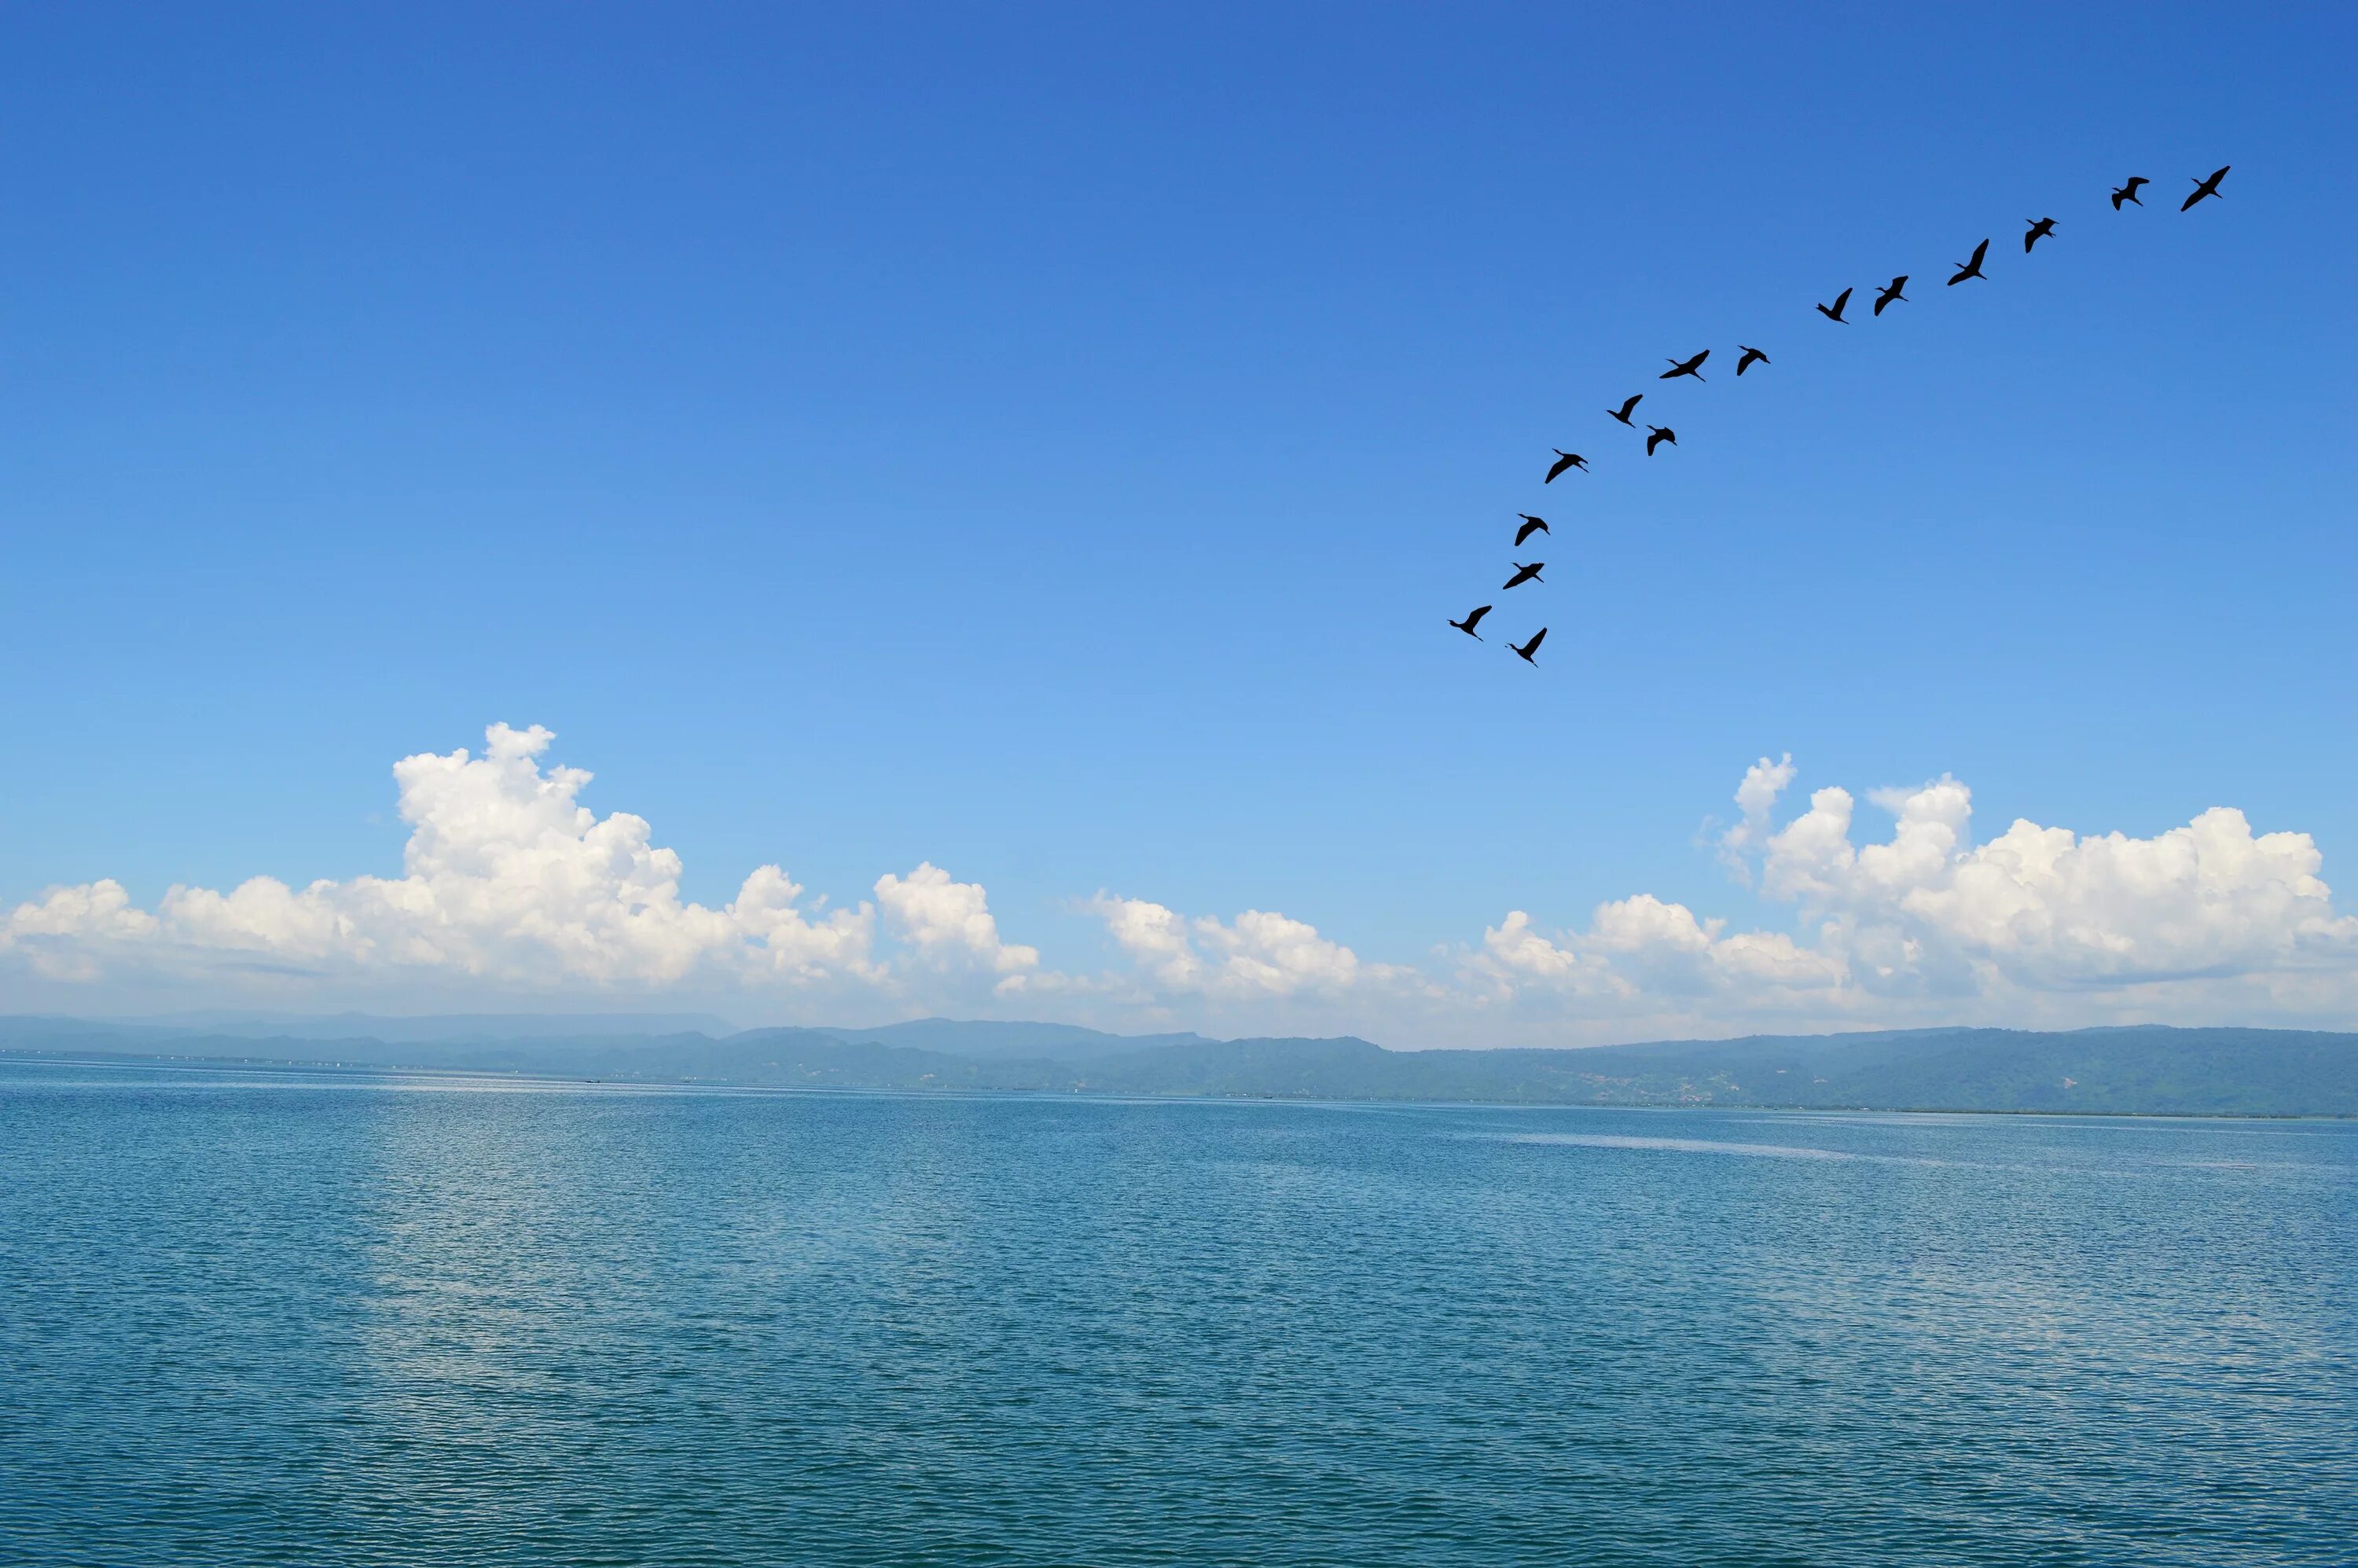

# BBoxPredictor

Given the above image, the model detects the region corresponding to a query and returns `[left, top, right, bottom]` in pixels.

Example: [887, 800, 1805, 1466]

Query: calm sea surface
[2, 1058, 2352, 1566]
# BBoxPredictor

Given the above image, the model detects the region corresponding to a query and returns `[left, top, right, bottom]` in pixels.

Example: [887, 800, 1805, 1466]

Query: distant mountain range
[5, 1014, 2355, 1117]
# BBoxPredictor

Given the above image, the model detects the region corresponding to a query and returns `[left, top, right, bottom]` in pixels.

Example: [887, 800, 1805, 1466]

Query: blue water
[2, 1059, 2352, 1566]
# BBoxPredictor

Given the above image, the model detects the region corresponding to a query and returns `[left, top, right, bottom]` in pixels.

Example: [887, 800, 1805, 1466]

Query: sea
[2, 1056, 2352, 1566]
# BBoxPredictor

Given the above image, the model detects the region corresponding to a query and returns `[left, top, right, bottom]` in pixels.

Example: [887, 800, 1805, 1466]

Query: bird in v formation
[1948, 237, 1990, 285]
[1461, 165, 2231, 669]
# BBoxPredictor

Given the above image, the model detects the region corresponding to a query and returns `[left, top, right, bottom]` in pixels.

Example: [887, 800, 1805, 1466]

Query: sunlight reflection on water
[3, 1060, 2353, 1566]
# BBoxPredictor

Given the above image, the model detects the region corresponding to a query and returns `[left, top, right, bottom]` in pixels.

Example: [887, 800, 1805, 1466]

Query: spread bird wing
[1515, 521, 1543, 545]
[1971, 238, 1989, 266]
[1522, 628, 1547, 657]
[1464, 604, 1491, 630]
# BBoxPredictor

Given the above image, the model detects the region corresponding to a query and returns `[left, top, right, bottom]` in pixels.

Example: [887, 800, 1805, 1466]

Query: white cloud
[2, 723, 915, 1000]
[1466, 759, 2358, 1037]
[1717, 751, 1795, 879]
[1085, 894, 1412, 1001]
[7, 729, 2357, 1041]
[875, 862, 1041, 993]
[1463, 896, 1845, 1021]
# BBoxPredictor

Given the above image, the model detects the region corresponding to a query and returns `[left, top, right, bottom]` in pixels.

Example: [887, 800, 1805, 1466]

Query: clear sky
[2, 3, 2352, 1044]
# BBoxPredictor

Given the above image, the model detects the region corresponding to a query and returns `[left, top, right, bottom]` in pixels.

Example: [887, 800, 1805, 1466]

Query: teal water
[2, 1058, 2352, 1566]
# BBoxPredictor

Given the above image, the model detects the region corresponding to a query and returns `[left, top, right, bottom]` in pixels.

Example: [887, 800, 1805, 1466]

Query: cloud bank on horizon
[5, 725, 2352, 1045]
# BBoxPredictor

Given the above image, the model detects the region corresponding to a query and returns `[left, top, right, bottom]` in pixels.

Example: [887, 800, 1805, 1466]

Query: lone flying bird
[1449, 604, 1492, 641]
[1509, 627, 1547, 666]
[1873, 275, 1908, 316]
[1514, 514, 1550, 547]
[1948, 238, 1989, 285]
[2024, 217, 2056, 252]
[1816, 287, 1853, 323]
[2111, 176, 2149, 209]
[1735, 346, 1768, 376]
[1502, 562, 1544, 590]
[2182, 165, 2229, 211]
[1645, 424, 1676, 456]
[1544, 449, 1589, 483]
[1608, 394, 1644, 425]
[1661, 350, 1710, 381]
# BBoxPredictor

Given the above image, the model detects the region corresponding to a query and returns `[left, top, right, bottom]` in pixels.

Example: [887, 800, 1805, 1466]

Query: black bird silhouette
[1514, 514, 1550, 547]
[1502, 562, 1544, 590]
[2112, 176, 2150, 209]
[1948, 239, 1989, 285]
[1645, 425, 1676, 456]
[1608, 394, 1644, 425]
[1544, 449, 1588, 483]
[1816, 287, 1853, 323]
[1735, 346, 1768, 376]
[1660, 350, 1710, 382]
[1449, 604, 1492, 641]
[2182, 165, 2229, 211]
[1873, 275, 1908, 316]
[2025, 217, 2056, 252]
[1509, 627, 1547, 665]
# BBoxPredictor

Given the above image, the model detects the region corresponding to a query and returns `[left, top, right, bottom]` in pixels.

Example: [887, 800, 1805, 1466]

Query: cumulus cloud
[1, 724, 931, 1000]
[875, 863, 1041, 993]
[1465, 759, 2358, 1035]
[1716, 751, 1796, 879]
[7, 729, 2356, 1041]
[1085, 894, 1412, 1001]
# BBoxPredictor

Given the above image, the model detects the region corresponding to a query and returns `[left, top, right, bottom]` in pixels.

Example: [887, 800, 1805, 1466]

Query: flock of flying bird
[1450, 164, 2235, 666]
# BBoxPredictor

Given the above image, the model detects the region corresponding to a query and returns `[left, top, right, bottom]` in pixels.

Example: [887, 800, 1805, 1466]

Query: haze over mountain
[9, 1015, 2353, 1118]
[111, 1010, 746, 1044]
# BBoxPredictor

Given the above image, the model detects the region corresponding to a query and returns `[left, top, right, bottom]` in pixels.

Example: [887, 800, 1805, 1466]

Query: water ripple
[3, 1061, 2352, 1566]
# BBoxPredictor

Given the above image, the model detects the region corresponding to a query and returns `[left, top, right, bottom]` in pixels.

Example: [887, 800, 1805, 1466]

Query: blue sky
[2, 4, 2352, 1042]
